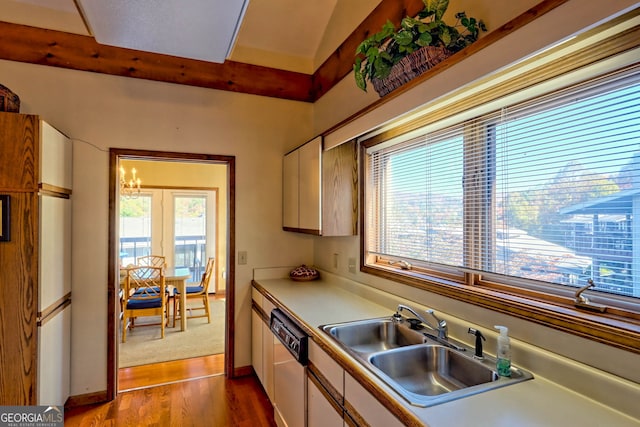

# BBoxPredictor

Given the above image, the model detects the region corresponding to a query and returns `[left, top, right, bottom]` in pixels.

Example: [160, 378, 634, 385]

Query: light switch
[238, 251, 248, 265]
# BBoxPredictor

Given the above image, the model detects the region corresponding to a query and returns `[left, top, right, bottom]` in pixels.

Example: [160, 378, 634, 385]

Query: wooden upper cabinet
[282, 136, 357, 236]
[322, 140, 357, 236]
[0, 112, 38, 191]
[0, 112, 71, 192]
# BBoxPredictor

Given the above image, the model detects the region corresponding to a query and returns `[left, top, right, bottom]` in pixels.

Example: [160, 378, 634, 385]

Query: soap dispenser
[494, 325, 512, 377]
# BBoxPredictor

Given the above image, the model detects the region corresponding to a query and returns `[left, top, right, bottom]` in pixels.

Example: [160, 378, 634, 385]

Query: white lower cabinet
[308, 376, 344, 427]
[251, 292, 405, 427]
[251, 289, 275, 401]
[38, 304, 71, 405]
[251, 307, 264, 383]
[344, 373, 405, 427]
[308, 340, 344, 426]
[307, 340, 404, 427]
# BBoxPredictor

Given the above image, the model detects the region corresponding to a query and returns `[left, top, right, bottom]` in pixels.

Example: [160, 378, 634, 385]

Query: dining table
[164, 267, 192, 331]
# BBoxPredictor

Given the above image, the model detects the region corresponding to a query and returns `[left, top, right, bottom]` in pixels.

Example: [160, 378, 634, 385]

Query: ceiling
[0, 0, 394, 101]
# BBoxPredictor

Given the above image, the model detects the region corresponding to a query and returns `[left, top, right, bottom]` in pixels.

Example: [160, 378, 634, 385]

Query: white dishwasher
[271, 308, 309, 427]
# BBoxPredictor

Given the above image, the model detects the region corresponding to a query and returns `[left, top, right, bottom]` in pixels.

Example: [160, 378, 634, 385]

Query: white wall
[0, 60, 316, 396]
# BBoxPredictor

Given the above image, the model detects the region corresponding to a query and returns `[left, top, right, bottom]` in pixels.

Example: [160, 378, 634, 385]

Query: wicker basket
[0, 84, 20, 113]
[371, 46, 451, 97]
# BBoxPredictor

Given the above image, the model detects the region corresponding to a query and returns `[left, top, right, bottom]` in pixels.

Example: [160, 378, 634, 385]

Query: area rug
[119, 298, 226, 368]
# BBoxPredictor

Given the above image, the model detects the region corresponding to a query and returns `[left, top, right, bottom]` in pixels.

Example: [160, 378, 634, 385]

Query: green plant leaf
[441, 27, 452, 46]
[395, 29, 414, 46]
[416, 32, 433, 46]
[365, 45, 379, 60]
[373, 57, 392, 78]
[424, 0, 449, 21]
[379, 51, 393, 61]
[354, 63, 367, 91]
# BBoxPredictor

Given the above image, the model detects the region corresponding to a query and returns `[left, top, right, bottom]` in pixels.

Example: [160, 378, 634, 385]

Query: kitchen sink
[320, 316, 533, 407]
[368, 345, 497, 396]
[321, 317, 425, 354]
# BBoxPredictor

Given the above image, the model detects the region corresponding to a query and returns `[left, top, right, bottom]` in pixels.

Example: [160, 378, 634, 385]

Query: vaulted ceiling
[0, 0, 429, 102]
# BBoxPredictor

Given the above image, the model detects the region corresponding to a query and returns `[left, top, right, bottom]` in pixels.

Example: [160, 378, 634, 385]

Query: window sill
[362, 264, 640, 354]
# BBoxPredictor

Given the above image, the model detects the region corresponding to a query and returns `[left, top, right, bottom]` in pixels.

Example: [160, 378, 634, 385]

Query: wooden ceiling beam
[0, 0, 421, 103]
[0, 1, 568, 103]
[0, 21, 314, 102]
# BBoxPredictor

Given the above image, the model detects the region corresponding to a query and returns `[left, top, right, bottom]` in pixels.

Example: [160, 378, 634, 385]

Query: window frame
[359, 14, 640, 354]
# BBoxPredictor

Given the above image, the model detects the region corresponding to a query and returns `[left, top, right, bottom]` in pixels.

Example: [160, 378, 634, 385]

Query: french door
[119, 188, 217, 284]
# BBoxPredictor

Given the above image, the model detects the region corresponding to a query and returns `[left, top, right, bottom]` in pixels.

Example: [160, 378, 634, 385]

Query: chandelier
[120, 166, 141, 199]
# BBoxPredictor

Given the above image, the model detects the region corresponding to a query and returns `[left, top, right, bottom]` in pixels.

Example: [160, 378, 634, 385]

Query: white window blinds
[365, 64, 640, 298]
[366, 127, 464, 267]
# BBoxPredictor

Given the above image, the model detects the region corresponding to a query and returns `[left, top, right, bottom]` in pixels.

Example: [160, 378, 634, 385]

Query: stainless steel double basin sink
[320, 317, 533, 407]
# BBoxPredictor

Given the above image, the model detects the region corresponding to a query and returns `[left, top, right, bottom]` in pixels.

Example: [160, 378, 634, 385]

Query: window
[364, 65, 640, 315]
[367, 126, 465, 270]
[119, 194, 152, 266]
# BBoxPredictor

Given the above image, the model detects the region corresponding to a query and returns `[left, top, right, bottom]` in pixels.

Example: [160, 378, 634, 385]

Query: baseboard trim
[65, 390, 109, 409]
[233, 365, 254, 378]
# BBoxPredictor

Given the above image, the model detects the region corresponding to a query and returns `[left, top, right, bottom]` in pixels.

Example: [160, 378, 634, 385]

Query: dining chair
[121, 265, 167, 342]
[173, 257, 215, 327]
[137, 254, 167, 269]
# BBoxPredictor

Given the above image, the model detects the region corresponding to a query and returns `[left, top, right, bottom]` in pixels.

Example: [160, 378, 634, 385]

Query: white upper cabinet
[283, 137, 357, 236]
[39, 121, 72, 189]
[283, 136, 322, 234]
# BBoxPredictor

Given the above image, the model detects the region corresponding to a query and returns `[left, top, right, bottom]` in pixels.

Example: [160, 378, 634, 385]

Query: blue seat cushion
[126, 298, 162, 309]
[174, 286, 203, 294]
[133, 286, 160, 295]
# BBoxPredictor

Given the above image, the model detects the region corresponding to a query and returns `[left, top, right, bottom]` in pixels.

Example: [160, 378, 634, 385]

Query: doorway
[118, 187, 219, 290]
[108, 149, 236, 399]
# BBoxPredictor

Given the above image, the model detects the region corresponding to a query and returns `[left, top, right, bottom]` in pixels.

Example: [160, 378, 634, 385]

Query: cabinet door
[0, 112, 38, 191]
[262, 298, 276, 401]
[309, 340, 343, 395]
[251, 307, 264, 384]
[38, 304, 71, 405]
[344, 373, 404, 427]
[322, 140, 357, 236]
[298, 136, 321, 232]
[308, 376, 344, 427]
[283, 150, 299, 229]
[39, 195, 72, 312]
[40, 121, 72, 189]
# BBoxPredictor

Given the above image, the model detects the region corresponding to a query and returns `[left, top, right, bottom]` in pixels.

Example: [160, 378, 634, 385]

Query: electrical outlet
[238, 251, 248, 265]
[348, 257, 356, 274]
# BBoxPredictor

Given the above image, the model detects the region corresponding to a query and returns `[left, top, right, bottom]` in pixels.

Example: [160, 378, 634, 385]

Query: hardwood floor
[119, 353, 225, 391]
[118, 293, 227, 391]
[65, 356, 276, 426]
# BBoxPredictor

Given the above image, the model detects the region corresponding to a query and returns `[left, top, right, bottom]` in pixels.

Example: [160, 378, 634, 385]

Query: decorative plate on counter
[289, 265, 319, 281]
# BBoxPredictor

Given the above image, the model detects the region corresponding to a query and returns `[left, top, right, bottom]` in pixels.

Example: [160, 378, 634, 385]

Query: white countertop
[253, 274, 640, 427]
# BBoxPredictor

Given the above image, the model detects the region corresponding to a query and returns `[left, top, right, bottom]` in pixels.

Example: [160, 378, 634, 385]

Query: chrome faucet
[393, 304, 448, 339]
